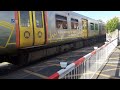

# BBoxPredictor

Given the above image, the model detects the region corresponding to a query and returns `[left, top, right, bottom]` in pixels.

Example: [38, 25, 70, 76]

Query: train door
[18, 11, 33, 48]
[32, 11, 45, 45]
[82, 19, 88, 38]
[18, 11, 45, 48]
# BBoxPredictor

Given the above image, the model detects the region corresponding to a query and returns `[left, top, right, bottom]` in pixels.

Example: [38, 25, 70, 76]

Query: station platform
[93, 45, 120, 79]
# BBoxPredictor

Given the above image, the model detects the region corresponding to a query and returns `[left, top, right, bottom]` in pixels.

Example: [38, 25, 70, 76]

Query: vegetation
[105, 17, 119, 33]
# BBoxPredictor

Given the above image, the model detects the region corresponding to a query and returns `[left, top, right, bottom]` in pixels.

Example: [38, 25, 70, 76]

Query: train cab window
[71, 18, 79, 30]
[56, 15, 68, 29]
[35, 11, 43, 28]
[20, 11, 30, 27]
[95, 24, 98, 30]
[90, 23, 94, 30]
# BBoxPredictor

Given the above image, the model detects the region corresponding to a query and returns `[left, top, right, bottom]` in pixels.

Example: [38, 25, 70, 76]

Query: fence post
[94, 47, 98, 73]
[105, 42, 108, 60]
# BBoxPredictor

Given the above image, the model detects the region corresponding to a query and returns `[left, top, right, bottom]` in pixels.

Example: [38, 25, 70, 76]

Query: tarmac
[0, 43, 104, 79]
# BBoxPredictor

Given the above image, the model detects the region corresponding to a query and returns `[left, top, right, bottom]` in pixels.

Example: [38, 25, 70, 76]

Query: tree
[105, 17, 119, 33]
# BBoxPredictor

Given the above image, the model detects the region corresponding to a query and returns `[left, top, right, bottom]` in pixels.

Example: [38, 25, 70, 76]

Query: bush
[105, 17, 119, 33]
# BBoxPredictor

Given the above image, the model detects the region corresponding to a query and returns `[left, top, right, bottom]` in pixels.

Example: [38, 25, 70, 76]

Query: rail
[49, 38, 118, 79]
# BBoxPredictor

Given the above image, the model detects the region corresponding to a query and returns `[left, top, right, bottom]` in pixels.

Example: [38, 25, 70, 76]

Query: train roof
[71, 11, 105, 23]
[71, 11, 98, 21]
[47, 11, 105, 24]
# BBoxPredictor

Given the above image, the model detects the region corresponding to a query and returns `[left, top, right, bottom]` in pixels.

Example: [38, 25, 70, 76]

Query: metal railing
[49, 38, 118, 79]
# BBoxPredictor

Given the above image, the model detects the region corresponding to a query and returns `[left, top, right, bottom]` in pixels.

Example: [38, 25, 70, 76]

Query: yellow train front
[0, 11, 106, 65]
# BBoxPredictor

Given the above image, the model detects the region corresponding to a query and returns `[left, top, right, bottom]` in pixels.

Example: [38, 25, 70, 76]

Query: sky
[74, 11, 120, 23]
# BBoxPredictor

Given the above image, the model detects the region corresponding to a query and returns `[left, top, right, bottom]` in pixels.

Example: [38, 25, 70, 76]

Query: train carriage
[0, 11, 106, 65]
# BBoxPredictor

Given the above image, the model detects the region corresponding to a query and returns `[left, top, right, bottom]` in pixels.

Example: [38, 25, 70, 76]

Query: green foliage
[105, 17, 119, 33]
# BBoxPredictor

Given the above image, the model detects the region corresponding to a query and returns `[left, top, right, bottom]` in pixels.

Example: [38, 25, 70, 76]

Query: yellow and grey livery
[0, 11, 106, 65]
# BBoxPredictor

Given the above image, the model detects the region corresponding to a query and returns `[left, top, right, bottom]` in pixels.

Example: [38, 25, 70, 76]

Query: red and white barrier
[49, 38, 118, 79]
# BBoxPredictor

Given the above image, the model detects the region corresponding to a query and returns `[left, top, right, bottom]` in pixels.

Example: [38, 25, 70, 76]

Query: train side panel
[69, 12, 87, 39]
[17, 11, 46, 48]
[47, 11, 85, 44]
[69, 12, 100, 38]
[88, 19, 100, 38]
[99, 22, 106, 35]
[47, 11, 73, 43]
[0, 11, 16, 55]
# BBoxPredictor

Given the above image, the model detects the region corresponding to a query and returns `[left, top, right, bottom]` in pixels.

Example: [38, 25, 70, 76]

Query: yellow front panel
[18, 11, 33, 48]
[33, 11, 45, 46]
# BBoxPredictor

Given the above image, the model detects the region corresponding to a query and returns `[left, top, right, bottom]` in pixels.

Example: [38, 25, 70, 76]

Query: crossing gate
[49, 38, 118, 79]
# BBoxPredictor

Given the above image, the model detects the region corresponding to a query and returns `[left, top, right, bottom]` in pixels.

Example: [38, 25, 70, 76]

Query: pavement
[93, 45, 120, 79]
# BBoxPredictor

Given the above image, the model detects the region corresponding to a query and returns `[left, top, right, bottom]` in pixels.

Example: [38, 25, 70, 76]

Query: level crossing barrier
[49, 38, 118, 79]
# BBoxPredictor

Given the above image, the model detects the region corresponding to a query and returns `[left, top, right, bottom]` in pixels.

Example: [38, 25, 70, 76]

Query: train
[0, 11, 106, 65]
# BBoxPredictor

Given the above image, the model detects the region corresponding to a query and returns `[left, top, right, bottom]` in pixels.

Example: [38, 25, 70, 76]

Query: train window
[20, 11, 30, 27]
[35, 11, 43, 28]
[71, 18, 79, 29]
[56, 15, 68, 29]
[95, 24, 98, 30]
[90, 23, 94, 30]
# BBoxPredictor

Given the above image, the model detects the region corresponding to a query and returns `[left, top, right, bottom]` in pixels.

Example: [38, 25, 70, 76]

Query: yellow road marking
[23, 69, 48, 79]
[45, 62, 60, 66]
[95, 72, 120, 79]
[81, 71, 100, 75]
[105, 63, 118, 67]
[67, 71, 120, 79]
[49, 64, 60, 66]
[108, 57, 120, 60]
[100, 68, 120, 72]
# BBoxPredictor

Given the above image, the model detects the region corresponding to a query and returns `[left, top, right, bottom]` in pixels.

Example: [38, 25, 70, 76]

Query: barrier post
[94, 47, 98, 73]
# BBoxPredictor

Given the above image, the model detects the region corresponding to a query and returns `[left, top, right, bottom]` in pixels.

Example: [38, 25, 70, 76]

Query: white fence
[49, 30, 119, 79]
